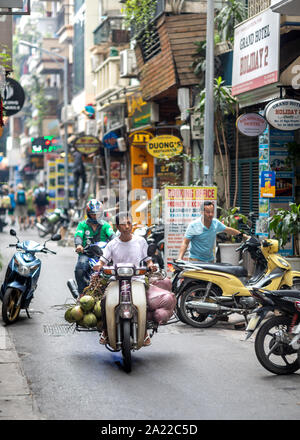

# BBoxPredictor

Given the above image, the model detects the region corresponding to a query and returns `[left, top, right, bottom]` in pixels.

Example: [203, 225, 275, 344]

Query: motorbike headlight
[17, 265, 31, 276]
[117, 267, 134, 277]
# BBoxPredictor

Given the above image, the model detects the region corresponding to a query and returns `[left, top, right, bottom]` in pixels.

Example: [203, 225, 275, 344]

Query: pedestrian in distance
[8, 185, 16, 226]
[178, 200, 250, 263]
[26, 188, 35, 229]
[33, 182, 49, 223]
[72, 150, 86, 202]
[14, 183, 27, 231]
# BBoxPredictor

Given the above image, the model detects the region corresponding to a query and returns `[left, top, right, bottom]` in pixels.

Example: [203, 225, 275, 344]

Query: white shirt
[100, 235, 150, 273]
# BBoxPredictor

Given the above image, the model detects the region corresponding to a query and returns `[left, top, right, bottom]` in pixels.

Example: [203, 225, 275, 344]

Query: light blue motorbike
[0, 229, 61, 325]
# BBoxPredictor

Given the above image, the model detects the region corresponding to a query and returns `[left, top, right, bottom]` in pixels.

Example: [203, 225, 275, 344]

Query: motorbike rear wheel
[178, 284, 220, 328]
[255, 315, 299, 375]
[2, 288, 22, 324]
[121, 319, 132, 373]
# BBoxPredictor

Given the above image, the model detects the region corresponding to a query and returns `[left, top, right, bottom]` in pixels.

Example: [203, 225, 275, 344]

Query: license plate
[246, 315, 260, 331]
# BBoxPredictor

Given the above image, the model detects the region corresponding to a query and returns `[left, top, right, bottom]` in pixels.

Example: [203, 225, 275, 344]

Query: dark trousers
[75, 254, 90, 294]
[73, 170, 86, 200]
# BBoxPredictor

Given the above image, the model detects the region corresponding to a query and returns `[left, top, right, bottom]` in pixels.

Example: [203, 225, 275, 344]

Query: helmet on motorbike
[86, 199, 103, 223]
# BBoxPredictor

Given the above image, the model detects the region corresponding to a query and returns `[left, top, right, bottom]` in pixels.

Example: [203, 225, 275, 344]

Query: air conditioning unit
[120, 49, 137, 78]
[61, 105, 75, 123]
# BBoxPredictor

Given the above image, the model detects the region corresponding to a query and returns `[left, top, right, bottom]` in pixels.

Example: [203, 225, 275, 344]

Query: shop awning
[272, 0, 299, 15]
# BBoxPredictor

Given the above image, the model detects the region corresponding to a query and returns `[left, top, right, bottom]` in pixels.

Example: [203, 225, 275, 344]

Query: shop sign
[232, 8, 280, 96]
[102, 131, 118, 150]
[127, 92, 151, 129]
[146, 135, 183, 159]
[74, 135, 101, 154]
[236, 113, 267, 136]
[129, 130, 154, 147]
[264, 99, 300, 131]
[2, 77, 25, 116]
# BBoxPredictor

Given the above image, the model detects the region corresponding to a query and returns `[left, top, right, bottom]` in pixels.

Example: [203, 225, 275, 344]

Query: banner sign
[232, 8, 280, 96]
[164, 186, 217, 273]
[264, 99, 300, 131]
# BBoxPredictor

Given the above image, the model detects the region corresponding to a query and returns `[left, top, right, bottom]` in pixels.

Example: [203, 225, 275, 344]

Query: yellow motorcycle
[174, 236, 300, 328]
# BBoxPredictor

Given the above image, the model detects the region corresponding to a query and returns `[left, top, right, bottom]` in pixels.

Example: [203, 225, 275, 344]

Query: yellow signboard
[146, 135, 183, 158]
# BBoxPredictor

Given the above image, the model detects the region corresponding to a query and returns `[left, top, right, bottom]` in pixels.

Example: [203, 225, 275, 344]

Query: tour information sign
[164, 186, 217, 273]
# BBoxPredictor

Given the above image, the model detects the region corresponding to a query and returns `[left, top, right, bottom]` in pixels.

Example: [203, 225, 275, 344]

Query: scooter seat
[187, 262, 248, 278]
[269, 289, 300, 299]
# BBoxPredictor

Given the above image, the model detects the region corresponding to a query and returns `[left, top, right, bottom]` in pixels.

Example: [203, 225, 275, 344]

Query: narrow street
[1, 228, 300, 421]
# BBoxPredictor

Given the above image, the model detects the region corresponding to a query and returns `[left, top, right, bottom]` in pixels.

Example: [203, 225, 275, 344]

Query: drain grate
[43, 324, 75, 336]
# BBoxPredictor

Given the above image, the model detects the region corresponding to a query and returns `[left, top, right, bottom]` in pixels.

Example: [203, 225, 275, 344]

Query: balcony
[248, 0, 271, 17]
[93, 16, 129, 46]
[56, 4, 74, 44]
[35, 38, 68, 75]
[94, 56, 129, 100]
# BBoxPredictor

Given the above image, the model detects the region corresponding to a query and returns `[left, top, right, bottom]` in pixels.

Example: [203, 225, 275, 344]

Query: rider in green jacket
[74, 199, 115, 295]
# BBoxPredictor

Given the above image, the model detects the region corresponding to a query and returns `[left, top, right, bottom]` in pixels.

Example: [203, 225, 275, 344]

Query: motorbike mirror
[10, 229, 17, 236]
[51, 234, 61, 241]
[147, 243, 157, 257]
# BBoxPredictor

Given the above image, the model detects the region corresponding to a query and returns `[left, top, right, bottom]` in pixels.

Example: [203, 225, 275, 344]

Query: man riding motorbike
[74, 199, 115, 295]
[93, 211, 176, 347]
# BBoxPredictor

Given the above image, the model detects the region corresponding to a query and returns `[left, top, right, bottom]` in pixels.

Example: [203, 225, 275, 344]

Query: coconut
[82, 312, 97, 328]
[93, 300, 102, 318]
[64, 307, 76, 323]
[79, 295, 95, 312]
[71, 305, 84, 322]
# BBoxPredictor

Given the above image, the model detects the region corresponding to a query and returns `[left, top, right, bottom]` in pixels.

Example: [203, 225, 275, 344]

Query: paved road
[1, 227, 300, 421]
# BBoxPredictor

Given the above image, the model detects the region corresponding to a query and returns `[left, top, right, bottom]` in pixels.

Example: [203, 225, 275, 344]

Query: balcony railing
[248, 0, 271, 17]
[94, 56, 129, 99]
[93, 16, 129, 46]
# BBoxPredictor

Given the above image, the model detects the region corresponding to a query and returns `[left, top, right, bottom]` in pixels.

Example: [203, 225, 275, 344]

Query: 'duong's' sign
[146, 135, 183, 159]
[265, 99, 300, 131]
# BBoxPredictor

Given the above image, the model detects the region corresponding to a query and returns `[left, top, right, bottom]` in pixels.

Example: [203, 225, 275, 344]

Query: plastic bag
[147, 284, 176, 324]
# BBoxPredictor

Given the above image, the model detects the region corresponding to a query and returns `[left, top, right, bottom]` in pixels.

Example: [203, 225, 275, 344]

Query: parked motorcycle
[245, 287, 300, 375]
[36, 207, 73, 238]
[172, 236, 300, 329]
[0, 229, 61, 325]
[133, 224, 165, 268]
[100, 243, 157, 373]
[67, 241, 107, 300]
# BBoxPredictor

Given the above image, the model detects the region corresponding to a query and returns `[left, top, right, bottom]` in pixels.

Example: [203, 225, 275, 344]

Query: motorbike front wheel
[178, 284, 220, 328]
[255, 315, 299, 375]
[121, 319, 132, 373]
[2, 288, 22, 324]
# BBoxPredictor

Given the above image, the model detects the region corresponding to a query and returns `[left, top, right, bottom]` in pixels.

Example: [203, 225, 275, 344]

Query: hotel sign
[232, 8, 280, 96]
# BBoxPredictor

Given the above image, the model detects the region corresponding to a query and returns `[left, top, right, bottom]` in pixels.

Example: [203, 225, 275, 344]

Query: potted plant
[218, 206, 248, 264]
[268, 202, 300, 270]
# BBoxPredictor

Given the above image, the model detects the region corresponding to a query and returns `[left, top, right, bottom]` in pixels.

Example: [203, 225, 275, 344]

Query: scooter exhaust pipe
[186, 301, 242, 314]
[36, 223, 48, 233]
[67, 279, 79, 299]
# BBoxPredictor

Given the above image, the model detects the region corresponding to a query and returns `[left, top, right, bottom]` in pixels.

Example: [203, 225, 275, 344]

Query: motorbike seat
[268, 289, 300, 299]
[186, 262, 248, 278]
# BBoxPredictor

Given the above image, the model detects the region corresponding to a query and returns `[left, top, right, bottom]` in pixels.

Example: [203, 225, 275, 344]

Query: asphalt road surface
[1, 227, 300, 421]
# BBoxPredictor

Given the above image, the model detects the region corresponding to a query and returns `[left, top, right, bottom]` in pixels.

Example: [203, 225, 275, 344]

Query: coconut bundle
[64, 295, 103, 330]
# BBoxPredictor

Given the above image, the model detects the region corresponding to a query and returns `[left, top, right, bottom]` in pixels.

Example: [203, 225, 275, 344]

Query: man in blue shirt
[178, 201, 247, 262]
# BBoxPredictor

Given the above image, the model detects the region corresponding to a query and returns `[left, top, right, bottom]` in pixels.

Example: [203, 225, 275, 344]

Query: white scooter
[101, 243, 156, 373]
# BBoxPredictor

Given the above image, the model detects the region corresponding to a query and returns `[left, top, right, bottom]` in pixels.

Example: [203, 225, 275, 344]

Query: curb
[0, 325, 42, 420]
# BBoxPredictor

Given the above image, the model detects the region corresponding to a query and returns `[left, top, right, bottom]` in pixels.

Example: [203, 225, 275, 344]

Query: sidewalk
[0, 325, 42, 420]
